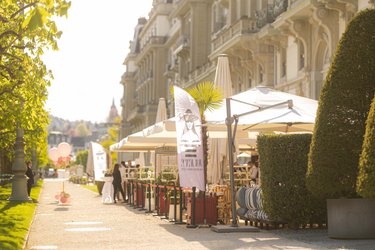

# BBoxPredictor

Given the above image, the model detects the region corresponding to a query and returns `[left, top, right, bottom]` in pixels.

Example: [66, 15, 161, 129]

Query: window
[259, 65, 264, 83]
[298, 40, 305, 70]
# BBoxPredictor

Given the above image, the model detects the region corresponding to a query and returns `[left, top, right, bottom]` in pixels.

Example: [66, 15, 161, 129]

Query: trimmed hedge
[306, 9, 375, 199]
[258, 134, 326, 226]
[357, 95, 375, 198]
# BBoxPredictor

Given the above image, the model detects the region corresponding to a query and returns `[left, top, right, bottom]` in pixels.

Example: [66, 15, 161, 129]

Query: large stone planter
[327, 198, 375, 239]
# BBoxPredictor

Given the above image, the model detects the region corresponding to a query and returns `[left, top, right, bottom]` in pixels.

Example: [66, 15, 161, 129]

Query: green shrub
[258, 134, 326, 226]
[357, 95, 375, 198]
[306, 9, 375, 199]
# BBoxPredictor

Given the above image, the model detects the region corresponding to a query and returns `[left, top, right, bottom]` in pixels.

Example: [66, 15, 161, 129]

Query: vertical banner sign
[174, 86, 205, 191]
[87, 142, 108, 181]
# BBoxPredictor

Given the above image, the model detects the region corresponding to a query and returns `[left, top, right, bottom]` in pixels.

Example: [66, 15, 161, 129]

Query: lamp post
[226, 98, 238, 227]
[9, 126, 32, 201]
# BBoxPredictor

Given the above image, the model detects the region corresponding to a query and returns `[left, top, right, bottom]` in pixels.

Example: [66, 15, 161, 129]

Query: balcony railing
[122, 72, 136, 81]
[136, 71, 153, 87]
[184, 60, 215, 85]
[141, 36, 166, 50]
[256, 0, 288, 29]
[211, 17, 257, 52]
[174, 35, 190, 57]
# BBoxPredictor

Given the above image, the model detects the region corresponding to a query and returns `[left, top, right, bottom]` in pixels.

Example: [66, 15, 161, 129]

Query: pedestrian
[102, 171, 114, 204]
[119, 161, 126, 201]
[112, 163, 126, 203]
[249, 155, 259, 185]
[25, 161, 34, 196]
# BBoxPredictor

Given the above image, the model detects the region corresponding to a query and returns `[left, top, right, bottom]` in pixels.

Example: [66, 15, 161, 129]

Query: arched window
[298, 40, 305, 70]
[259, 65, 264, 83]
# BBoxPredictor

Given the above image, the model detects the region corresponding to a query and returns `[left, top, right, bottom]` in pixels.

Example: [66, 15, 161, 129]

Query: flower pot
[60, 196, 68, 203]
[327, 198, 375, 239]
[187, 196, 218, 225]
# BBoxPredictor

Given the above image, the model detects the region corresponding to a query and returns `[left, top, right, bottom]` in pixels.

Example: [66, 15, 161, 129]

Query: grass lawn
[0, 180, 43, 250]
[81, 183, 99, 193]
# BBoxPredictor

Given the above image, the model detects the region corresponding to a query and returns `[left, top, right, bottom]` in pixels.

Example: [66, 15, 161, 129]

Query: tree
[0, 0, 70, 166]
[357, 95, 375, 198]
[185, 81, 223, 187]
[75, 150, 88, 171]
[306, 9, 375, 199]
[100, 117, 120, 164]
[76, 122, 91, 137]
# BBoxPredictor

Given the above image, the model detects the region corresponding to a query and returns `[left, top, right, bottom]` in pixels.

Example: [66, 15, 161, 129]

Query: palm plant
[185, 81, 223, 188]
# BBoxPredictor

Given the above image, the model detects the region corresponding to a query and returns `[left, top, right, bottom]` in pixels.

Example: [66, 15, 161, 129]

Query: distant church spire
[107, 98, 120, 124]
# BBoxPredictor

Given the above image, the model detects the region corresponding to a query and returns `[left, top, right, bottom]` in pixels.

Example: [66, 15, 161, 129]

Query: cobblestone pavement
[25, 179, 375, 250]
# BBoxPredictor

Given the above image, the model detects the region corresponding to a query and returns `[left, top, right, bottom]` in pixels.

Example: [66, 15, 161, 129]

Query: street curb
[23, 181, 44, 250]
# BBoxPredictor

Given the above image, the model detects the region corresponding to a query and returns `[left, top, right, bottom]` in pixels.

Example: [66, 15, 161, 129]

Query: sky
[43, 0, 152, 123]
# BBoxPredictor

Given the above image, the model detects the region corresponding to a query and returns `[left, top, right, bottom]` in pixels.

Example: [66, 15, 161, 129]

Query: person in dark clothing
[25, 161, 34, 196]
[112, 163, 126, 203]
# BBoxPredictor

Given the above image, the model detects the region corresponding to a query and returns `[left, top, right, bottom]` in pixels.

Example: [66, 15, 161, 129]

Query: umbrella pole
[226, 98, 238, 227]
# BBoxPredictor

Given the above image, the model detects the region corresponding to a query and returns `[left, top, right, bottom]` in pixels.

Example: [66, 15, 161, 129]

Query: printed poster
[174, 86, 205, 191]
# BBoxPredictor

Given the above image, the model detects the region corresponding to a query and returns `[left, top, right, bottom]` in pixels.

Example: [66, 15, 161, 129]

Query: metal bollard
[187, 187, 198, 228]
[139, 182, 146, 211]
[126, 181, 130, 205]
[133, 181, 138, 209]
[145, 183, 152, 213]
[203, 190, 207, 225]
[175, 187, 185, 225]
[162, 185, 168, 219]
[154, 184, 160, 216]
[169, 184, 177, 222]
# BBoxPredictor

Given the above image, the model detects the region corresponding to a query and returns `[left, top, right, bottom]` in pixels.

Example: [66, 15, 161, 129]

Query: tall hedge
[357, 95, 375, 198]
[306, 9, 375, 199]
[258, 134, 326, 226]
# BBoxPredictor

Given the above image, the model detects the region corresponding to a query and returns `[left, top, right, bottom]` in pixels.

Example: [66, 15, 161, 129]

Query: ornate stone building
[120, 0, 374, 138]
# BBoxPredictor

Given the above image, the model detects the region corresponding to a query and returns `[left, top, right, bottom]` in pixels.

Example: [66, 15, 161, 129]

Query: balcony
[211, 17, 257, 53]
[183, 60, 215, 87]
[170, 0, 189, 18]
[137, 71, 153, 88]
[140, 36, 166, 51]
[174, 35, 190, 58]
[127, 104, 146, 122]
[121, 72, 136, 81]
[256, 0, 288, 29]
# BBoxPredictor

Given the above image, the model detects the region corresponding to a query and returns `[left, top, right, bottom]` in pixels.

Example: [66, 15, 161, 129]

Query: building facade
[120, 0, 374, 138]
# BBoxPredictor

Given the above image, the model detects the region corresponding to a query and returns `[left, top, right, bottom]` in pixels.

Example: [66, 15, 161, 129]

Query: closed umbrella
[155, 97, 168, 123]
[214, 54, 233, 98]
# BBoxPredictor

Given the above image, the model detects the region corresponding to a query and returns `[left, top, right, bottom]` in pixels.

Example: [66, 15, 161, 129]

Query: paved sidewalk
[25, 179, 375, 250]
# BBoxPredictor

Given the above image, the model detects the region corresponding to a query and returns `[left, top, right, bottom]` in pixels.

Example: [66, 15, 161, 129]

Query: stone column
[9, 127, 32, 201]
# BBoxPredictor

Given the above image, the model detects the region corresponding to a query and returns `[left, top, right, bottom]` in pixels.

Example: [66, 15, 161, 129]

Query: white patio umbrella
[205, 86, 318, 133]
[150, 97, 168, 166]
[112, 117, 256, 183]
[206, 86, 318, 228]
[214, 54, 233, 98]
[209, 53, 233, 185]
[109, 130, 176, 152]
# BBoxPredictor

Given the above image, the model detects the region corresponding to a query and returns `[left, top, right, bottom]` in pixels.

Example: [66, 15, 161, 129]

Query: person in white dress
[102, 173, 114, 204]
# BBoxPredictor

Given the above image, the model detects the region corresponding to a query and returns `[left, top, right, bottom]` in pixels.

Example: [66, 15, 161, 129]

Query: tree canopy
[306, 9, 375, 199]
[357, 95, 375, 198]
[0, 0, 70, 166]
